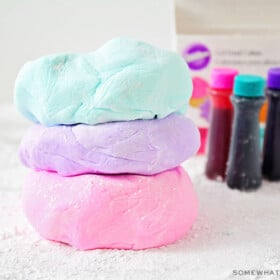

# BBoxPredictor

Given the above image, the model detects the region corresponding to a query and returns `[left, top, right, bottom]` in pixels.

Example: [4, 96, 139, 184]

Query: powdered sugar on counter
[1, 104, 280, 280]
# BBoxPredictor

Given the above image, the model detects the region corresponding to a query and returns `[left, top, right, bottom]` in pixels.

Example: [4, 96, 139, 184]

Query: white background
[0, 0, 175, 104]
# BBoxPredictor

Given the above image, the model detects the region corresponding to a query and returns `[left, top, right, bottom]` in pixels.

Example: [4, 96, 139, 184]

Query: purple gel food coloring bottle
[262, 68, 280, 181]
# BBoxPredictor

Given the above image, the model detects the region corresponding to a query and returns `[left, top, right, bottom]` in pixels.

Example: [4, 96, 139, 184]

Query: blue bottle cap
[234, 74, 265, 97]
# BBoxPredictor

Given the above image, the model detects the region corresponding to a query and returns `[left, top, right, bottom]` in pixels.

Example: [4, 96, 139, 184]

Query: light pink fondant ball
[23, 167, 198, 250]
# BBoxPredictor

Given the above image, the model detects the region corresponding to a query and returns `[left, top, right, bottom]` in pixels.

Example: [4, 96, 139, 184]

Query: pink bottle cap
[210, 68, 239, 90]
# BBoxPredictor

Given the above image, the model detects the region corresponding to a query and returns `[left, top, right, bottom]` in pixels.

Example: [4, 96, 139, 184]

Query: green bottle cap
[234, 74, 265, 97]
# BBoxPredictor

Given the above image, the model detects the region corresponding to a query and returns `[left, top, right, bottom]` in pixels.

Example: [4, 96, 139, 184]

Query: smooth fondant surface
[19, 114, 200, 176]
[14, 37, 192, 126]
[23, 167, 198, 250]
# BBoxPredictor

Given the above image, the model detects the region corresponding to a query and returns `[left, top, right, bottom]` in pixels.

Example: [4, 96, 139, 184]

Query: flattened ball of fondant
[19, 114, 200, 176]
[14, 37, 192, 126]
[23, 167, 198, 250]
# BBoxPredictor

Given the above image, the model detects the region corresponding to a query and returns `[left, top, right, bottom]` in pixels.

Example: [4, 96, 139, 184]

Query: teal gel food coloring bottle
[226, 75, 265, 190]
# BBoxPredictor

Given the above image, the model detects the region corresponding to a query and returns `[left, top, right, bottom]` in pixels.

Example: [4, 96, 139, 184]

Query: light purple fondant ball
[19, 113, 200, 176]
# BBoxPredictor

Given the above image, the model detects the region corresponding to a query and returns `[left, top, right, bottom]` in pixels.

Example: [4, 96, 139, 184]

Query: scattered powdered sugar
[1, 104, 280, 280]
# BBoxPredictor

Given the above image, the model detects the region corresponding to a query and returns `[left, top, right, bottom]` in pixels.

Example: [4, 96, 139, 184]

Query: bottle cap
[267, 67, 280, 90]
[234, 74, 265, 97]
[210, 68, 239, 90]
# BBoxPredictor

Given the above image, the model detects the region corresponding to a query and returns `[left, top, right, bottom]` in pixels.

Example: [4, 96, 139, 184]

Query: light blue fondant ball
[14, 37, 192, 126]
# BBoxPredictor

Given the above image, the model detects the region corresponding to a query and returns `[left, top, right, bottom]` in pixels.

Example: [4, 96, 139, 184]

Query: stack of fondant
[14, 38, 200, 250]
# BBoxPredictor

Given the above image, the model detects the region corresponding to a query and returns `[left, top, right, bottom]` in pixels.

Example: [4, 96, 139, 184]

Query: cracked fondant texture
[22, 167, 198, 250]
[14, 37, 192, 126]
[19, 114, 200, 176]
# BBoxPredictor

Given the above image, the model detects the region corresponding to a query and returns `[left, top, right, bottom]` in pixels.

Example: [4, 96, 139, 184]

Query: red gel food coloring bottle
[205, 68, 238, 180]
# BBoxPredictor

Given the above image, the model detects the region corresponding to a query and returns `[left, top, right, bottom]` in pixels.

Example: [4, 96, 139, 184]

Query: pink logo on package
[183, 43, 211, 70]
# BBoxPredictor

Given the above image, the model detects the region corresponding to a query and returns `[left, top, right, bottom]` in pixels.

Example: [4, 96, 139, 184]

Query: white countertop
[1, 104, 280, 280]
